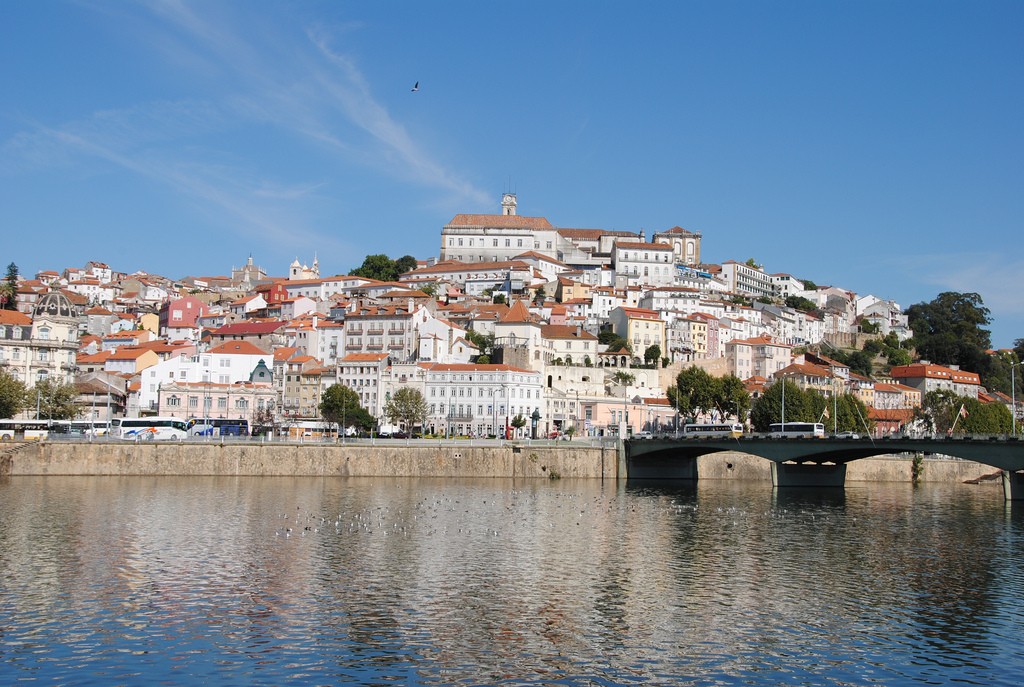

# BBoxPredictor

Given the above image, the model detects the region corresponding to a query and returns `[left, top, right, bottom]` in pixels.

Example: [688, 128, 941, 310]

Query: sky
[1, 1, 1022, 346]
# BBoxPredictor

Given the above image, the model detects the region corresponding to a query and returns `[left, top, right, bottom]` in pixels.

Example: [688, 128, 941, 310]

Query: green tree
[906, 292, 991, 373]
[350, 254, 417, 282]
[749, 379, 815, 432]
[465, 330, 495, 357]
[383, 387, 428, 433]
[510, 414, 527, 438]
[800, 278, 817, 291]
[0, 368, 28, 418]
[885, 347, 912, 367]
[32, 377, 80, 420]
[598, 330, 630, 353]
[0, 262, 17, 310]
[960, 397, 1011, 434]
[319, 384, 373, 434]
[717, 374, 751, 424]
[913, 389, 963, 434]
[673, 366, 718, 419]
[643, 344, 662, 367]
[785, 295, 818, 313]
[394, 255, 418, 276]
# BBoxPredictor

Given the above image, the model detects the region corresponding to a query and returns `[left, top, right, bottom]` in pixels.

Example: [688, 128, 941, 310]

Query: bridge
[625, 435, 1024, 500]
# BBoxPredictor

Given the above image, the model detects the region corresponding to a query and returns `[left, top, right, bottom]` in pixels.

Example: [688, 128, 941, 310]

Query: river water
[1, 475, 1022, 686]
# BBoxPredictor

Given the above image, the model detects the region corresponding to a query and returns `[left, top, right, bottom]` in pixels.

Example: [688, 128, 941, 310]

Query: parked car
[835, 431, 860, 439]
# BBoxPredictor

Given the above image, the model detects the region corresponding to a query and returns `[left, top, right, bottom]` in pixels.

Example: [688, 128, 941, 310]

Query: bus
[0, 419, 51, 441]
[187, 418, 250, 437]
[769, 422, 826, 439]
[113, 417, 190, 441]
[49, 420, 112, 438]
[683, 422, 745, 438]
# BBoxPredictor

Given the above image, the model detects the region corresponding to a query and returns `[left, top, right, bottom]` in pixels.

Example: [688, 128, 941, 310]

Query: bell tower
[501, 192, 517, 216]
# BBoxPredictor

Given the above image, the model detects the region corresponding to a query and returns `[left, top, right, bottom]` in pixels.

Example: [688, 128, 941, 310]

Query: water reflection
[1, 476, 1022, 686]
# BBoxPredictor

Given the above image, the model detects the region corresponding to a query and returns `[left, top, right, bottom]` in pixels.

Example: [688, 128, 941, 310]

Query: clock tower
[501, 192, 517, 216]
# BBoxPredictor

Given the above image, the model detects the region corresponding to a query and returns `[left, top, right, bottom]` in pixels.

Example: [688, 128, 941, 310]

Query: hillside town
[0, 193, 1016, 438]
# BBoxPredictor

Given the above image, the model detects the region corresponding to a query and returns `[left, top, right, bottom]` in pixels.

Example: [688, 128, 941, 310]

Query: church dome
[33, 290, 77, 320]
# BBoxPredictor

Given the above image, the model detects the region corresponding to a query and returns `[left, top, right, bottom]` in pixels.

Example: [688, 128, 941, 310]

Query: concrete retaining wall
[0, 442, 1002, 485]
[4, 441, 619, 480]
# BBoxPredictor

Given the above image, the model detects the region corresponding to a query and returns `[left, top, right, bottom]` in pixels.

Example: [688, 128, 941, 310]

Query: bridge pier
[1002, 471, 1024, 501]
[771, 462, 847, 489]
[626, 455, 698, 480]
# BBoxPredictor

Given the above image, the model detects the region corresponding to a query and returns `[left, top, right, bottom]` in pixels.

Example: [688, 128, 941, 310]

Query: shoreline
[0, 440, 1004, 487]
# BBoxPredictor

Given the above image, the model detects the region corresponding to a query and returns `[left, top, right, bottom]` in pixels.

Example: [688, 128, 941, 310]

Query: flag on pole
[822, 408, 830, 419]
[959, 404, 969, 419]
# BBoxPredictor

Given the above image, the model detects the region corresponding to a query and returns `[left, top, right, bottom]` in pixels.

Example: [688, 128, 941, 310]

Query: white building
[614, 241, 676, 288]
[137, 340, 272, 414]
[422, 363, 544, 438]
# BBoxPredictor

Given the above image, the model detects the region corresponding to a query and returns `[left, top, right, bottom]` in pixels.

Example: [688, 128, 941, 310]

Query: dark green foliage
[320, 384, 374, 431]
[905, 292, 991, 373]
[465, 330, 494, 357]
[383, 387, 428, 431]
[749, 379, 870, 433]
[0, 369, 28, 418]
[668, 367, 751, 423]
[598, 330, 630, 353]
[915, 389, 1010, 434]
[785, 295, 818, 313]
[32, 378, 80, 420]
[643, 344, 662, 367]
[0, 262, 17, 310]
[350, 254, 418, 282]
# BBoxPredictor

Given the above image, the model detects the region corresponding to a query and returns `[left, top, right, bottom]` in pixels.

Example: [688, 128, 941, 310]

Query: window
[38, 327, 50, 340]
[168, 396, 181, 407]
[188, 396, 198, 408]
[517, 239, 523, 247]
[493, 239, 498, 247]
[218, 398, 227, 409]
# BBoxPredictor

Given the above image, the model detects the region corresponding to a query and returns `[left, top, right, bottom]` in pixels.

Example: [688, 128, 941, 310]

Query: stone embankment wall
[3, 441, 619, 480]
[0, 441, 1001, 485]
[696, 451, 1002, 485]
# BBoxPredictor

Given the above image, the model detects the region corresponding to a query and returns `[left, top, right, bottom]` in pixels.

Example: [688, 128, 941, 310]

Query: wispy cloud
[4, 0, 489, 255]
[912, 252, 1024, 317]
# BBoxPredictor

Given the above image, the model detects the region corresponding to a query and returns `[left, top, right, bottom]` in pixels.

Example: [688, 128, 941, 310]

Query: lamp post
[531, 408, 541, 440]
[1011, 360, 1020, 437]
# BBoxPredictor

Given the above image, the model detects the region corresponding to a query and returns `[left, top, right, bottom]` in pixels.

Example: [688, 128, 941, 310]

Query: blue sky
[2, 1, 1022, 346]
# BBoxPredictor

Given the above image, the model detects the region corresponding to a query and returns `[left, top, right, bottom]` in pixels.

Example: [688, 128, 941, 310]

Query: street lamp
[531, 408, 541, 440]
[1010, 360, 1020, 437]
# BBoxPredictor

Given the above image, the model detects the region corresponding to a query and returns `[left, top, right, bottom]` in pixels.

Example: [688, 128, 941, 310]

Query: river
[1, 475, 1022, 686]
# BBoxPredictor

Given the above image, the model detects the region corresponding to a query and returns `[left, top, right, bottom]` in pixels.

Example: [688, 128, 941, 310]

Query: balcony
[367, 328, 385, 336]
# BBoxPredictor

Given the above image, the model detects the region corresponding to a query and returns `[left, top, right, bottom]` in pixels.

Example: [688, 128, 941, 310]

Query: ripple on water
[0, 476, 1022, 685]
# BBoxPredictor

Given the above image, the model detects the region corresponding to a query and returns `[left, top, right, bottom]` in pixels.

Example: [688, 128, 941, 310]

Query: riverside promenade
[0, 438, 1003, 488]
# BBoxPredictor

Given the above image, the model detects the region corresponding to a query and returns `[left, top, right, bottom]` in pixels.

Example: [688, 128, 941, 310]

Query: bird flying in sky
[411, 81, 419, 92]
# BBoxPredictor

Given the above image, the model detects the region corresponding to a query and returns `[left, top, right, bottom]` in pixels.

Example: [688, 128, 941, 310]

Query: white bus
[0, 419, 51, 441]
[683, 422, 745, 438]
[113, 417, 190, 441]
[49, 420, 112, 438]
[769, 422, 826, 439]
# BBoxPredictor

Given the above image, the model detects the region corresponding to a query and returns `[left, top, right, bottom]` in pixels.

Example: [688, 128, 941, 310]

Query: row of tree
[670, 364, 1016, 435]
[0, 370, 80, 420]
